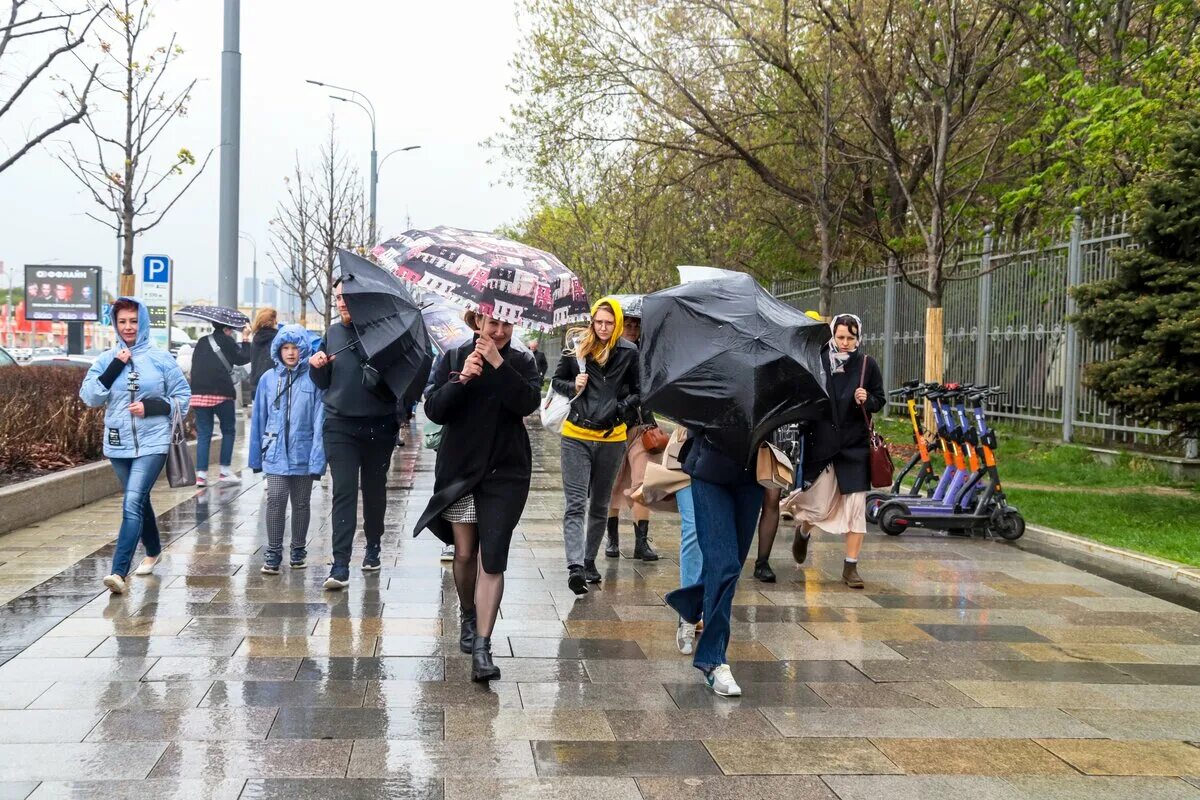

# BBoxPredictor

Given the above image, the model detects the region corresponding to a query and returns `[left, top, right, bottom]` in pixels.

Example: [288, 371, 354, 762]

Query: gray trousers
[265, 474, 314, 555]
[560, 436, 625, 566]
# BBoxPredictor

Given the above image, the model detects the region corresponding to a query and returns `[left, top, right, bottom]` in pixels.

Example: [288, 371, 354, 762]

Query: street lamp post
[306, 79, 377, 245]
[239, 232, 257, 314]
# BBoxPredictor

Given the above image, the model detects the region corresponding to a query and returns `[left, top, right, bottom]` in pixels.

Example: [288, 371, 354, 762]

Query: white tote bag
[540, 357, 585, 434]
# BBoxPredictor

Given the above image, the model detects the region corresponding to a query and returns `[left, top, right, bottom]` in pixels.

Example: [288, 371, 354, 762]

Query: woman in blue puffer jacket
[80, 297, 191, 594]
[249, 324, 326, 573]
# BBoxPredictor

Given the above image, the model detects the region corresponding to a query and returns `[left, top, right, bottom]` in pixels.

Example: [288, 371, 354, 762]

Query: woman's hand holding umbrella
[457, 352, 484, 383]
[474, 336, 504, 369]
[309, 351, 334, 369]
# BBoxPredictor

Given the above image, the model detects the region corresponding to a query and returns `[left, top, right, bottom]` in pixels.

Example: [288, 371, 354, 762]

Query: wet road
[0, 421, 1198, 798]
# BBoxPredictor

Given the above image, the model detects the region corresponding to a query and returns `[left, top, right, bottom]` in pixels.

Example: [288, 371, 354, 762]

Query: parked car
[11, 347, 32, 362]
[0, 345, 16, 368]
[22, 355, 94, 369]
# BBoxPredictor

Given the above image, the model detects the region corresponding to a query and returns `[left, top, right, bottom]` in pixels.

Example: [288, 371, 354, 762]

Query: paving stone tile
[149, 740, 353, 779]
[636, 638, 779, 661]
[1003, 776, 1200, 800]
[0, 782, 37, 800]
[0, 742, 169, 781]
[916, 624, 1050, 643]
[607, 709, 784, 742]
[870, 595, 982, 610]
[763, 707, 932, 738]
[444, 777, 640, 800]
[1029, 625, 1169, 644]
[1035, 739, 1200, 776]
[0, 710, 104, 742]
[14, 637, 105, 658]
[666, 681, 828, 710]
[30, 680, 212, 710]
[365, 680, 524, 709]
[348, 740, 536, 778]
[444, 708, 613, 741]
[0, 658, 156, 682]
[269, 706, 442, 740]
[981, 660, 1142, 683]
[759, 640, 905, 661]
[704, 737, 900, 775]
[887, 641, 1030, 661]
[1130, 646, 1200, 665]
[635, 775, 837, 799]
[912, 707, 1105, 738]
[1112, 663, 1200, 685]
[200, 680, 368, 707]
[445, 656, 589, 683]
[88, 635, 245, 658]
[1007, 643, 1151, 663]
[821, 775, 1028, 800]
[25, 780, 247, 800]
[518, 682, 676, 710]
[871, 737, 1077, 775]
[1063, 709, 1200, 740]
[142, 657, 302, 682]
[238, 778, 442, 800]
[949, 680, 1200, 709]
[800, 622, 935, 641]
[295, 657, 444, 682]
[87, 707, 277, 741]
[235, 635, 379, 658]
[0, 682, 51, 709]
[533, 740, 720, 776]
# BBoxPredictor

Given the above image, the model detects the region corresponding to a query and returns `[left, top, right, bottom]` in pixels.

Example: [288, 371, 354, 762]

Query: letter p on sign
[143, 255, 170, 284]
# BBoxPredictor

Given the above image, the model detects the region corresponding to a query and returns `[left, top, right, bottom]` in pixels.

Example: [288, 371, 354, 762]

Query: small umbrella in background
[175, 305, 250, 329]
[640, 271, 830, 466]
[373, 226, 590, 332]
[419, 297, 476, 355]
[334, 249, 431, 401]
[608, 294, 644, 318]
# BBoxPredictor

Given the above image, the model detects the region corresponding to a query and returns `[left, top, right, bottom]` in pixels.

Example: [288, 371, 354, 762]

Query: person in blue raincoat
[80, 297, 191, 595]
[249, 324, 326, 573]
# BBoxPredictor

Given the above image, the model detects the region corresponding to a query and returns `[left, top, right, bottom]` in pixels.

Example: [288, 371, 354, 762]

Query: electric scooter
[876, 386, 1025, 540]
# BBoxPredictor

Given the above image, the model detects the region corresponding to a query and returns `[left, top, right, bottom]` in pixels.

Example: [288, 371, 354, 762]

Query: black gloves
[98, 357, 127, 390]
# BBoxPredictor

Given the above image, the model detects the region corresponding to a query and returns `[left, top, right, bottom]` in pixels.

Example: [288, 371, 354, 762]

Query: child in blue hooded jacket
[249, 324, 327, 572]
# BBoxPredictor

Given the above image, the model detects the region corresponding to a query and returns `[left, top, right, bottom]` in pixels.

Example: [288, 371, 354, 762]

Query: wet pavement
[1, 421, 1199, 798]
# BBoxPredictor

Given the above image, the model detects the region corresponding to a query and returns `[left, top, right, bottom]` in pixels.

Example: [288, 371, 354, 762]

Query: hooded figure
[81, 297, 192, 459]
[249, 324, 327, 477]
[551, 295, 640, 441]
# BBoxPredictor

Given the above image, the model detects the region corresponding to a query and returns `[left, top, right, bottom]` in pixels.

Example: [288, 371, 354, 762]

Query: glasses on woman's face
[593, 319, 615, 329]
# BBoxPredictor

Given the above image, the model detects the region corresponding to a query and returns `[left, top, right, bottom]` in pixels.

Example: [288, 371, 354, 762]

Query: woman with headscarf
[784, 312, 886, 588]
[80, 297, 191, 594]
[551, 297, 640, 594]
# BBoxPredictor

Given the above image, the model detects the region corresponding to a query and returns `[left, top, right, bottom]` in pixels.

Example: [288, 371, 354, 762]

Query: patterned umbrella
[608, 294, 644, 318]
[373, 226, 590, 332]
[174, 304, 250, 329]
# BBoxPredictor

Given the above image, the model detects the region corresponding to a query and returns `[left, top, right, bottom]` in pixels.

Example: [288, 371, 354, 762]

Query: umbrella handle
[328, 339, 362, 357]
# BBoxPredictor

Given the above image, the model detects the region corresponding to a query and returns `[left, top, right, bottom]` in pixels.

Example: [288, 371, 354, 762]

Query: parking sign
[143, 255, 170, 284]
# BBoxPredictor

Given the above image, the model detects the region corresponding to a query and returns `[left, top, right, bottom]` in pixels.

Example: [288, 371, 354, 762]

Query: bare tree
[268, 158, 320, 327]
[0, 0, 100, 174]
[311, 121, 364, 325]
[58, 0, 209, 295]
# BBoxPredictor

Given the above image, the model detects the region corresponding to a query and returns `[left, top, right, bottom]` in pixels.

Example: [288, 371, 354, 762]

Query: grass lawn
[875, 414, 1200, 566]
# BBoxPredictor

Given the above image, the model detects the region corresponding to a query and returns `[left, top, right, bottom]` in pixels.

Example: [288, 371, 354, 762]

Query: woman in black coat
[413, 313, 541, 681]
[784, 313, 885, 588]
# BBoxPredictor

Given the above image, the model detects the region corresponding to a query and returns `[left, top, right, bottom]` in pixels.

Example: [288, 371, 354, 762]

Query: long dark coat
[413, 337, 542, 573]
[802, 347, 886, 494]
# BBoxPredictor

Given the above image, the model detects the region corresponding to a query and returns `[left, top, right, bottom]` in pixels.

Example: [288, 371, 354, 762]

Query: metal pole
[882, 254, 897, 408]
[369, 130, 377, 247]
[975, 224, 993, 387]
[1061, 207, 1084, 443]
[217, 0, 241, 310]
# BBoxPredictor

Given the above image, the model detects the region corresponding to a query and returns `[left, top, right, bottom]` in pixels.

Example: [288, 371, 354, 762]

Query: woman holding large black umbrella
[414, 312, 542, 681]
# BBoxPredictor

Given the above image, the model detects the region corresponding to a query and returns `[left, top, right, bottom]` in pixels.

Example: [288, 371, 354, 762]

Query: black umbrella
[640, 272, 830, 466]
[175, 304, 250, 329]
[334, 249, 431, 401]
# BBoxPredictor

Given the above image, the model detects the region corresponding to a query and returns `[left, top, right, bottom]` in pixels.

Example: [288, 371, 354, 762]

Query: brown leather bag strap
[858, 355, 873, 431]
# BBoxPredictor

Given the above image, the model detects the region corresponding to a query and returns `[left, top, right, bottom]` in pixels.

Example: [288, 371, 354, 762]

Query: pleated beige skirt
[783, 466, 867, 535]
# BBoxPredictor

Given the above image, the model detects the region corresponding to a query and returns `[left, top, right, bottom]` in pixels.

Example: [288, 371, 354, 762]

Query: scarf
[828, 312, 863, 374]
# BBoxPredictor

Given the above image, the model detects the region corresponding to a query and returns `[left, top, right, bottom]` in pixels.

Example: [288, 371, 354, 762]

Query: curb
[1024, 523, 1200, 591]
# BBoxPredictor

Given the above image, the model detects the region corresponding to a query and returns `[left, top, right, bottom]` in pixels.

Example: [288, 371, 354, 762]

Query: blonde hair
[252, 307, 277, 333]
[568, 302, 617, 366]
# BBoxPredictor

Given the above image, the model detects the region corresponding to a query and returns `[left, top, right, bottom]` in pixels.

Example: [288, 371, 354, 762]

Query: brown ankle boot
[842, 560, 864, 589]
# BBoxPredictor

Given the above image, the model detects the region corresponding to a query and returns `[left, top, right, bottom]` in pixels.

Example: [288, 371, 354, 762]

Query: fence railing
[773, 209, 1190, 453]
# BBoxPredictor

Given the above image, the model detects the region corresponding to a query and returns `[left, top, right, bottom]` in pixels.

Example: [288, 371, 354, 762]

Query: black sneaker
[290, 548, 307, 569]
[323, 563, 350, 591]
[261, 554, 281, 575]
[583, 559, 602, 584]
[567, 565, 589, 595]
[362, 546, 382, 572]
[753, 558, 776, 583]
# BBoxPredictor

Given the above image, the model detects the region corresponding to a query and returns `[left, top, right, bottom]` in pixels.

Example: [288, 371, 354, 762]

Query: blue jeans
[665, 477, 763, 673]
[194, 400, 236, 470]
[677, 485, 701, 588]
[109, 454, 166, 577]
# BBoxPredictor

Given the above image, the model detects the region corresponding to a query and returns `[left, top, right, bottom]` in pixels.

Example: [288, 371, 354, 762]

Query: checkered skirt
[440, 493, 477, 524]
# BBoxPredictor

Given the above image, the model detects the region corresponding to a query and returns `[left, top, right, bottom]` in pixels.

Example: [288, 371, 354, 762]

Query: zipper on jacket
[128, 358, 140, 456]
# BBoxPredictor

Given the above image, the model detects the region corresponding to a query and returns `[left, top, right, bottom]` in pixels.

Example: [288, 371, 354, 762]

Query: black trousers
[324, 414, 398, 566]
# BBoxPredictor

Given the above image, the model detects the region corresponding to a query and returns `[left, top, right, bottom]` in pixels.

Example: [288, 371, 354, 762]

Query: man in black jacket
[309, 279, 400, 590]
[189, 324, 252, 486]
[528, 338, 548, 381]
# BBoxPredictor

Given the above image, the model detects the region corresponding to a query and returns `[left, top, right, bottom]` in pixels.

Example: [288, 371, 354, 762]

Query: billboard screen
[24, 265, 102, 321]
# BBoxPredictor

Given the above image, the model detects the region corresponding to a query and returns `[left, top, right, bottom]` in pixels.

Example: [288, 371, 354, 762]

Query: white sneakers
[102, 574, 127, 594]
[218, 468, 241, 485]
[706, 664, 742, 697]
[440, 545, 455, 562]
[676, 620, 697, 655]
[134, 557, 158, 576]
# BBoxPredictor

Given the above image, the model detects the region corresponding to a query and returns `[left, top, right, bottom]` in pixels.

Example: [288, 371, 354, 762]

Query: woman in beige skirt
[783, 313, 885, 588]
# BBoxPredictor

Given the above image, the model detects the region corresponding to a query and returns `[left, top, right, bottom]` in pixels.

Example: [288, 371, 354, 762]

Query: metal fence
[773, 209, 1186, 452]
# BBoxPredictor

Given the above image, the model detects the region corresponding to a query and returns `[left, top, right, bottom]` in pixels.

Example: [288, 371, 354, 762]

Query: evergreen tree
[1073, 117, 1200, 441]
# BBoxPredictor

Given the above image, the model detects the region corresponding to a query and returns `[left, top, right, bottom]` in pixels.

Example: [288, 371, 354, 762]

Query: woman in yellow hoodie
[551, 297, 642, 594]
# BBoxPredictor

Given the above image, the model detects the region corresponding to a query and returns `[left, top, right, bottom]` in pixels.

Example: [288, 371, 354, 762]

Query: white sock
[196, 470, 207, 478]
[845, 557, 858, 564]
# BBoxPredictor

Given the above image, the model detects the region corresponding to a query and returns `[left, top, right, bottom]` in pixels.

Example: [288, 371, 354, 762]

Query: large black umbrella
[640, 272, 830, 466]
[334, 249, 431, 401]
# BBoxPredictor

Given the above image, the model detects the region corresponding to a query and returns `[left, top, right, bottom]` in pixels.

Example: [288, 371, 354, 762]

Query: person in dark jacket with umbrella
[414, 312, 542, 681]
[309, 279, 401, 591]
[552, 296, 644, 594]
[783, 313, 886, 589]
[244, 307, 279, 408]
[190, 322, 252, 486]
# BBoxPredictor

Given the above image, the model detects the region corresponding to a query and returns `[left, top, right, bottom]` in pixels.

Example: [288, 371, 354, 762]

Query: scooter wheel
[878, 503, 910, 536]
[865, 494, 887, 525]
[991, 509, 1026, 541]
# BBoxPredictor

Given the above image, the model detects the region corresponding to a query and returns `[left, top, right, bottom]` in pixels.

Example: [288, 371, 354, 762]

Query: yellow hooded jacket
[561, 295, 630, 443]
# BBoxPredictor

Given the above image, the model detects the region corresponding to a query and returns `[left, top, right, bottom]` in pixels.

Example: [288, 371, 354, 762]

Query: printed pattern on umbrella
[373, 226, 590, 332]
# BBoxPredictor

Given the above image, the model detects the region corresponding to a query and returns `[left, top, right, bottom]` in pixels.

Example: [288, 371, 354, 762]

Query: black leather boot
[459, 608, 477, 654]
[632, 520, 659, 561]
[604, 516, 620, 558]
[471, 635, 501, 682]
[583, 559, 602, 584]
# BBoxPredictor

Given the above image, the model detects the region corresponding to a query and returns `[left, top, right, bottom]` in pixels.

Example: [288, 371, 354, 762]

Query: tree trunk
[818, 222, 834, 319]
[119, 221, 136, 296]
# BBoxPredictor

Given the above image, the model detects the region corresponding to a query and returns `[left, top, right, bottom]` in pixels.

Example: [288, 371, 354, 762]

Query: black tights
[756, 487, 782, 561]
[451, 522, 504, 637]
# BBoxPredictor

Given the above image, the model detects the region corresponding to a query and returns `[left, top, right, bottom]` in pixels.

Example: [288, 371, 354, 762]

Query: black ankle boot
[459, 608, 477, 654]
[583, 559, 602, 584]
[604, 516, 620, 558]
[633, 520, 659, 561]
[753, 558, 777, 583]
[567, 564, 589, 595]
[471, 635, 501, 682]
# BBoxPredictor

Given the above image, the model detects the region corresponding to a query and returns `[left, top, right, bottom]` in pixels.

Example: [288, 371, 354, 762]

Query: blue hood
[110, 296, 153, 353]
[270, 324, 313, 367]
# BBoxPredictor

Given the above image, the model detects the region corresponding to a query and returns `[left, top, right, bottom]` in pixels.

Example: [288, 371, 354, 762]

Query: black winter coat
[189, 329, 252, 398]
[247, 326, 279, 397]
[801, 348, 886, 494]
[414, 338, 542, 574]
[551, 338, 640, 432]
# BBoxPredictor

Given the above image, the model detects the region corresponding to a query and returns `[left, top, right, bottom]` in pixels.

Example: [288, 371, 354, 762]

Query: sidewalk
[0, 421, 1199, 798]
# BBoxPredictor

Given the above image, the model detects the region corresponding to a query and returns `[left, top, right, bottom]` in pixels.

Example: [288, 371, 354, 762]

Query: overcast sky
[0, 0, 529, 302]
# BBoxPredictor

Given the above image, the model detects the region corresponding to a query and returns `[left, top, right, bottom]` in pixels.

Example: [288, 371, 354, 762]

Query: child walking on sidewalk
[249, 325, 327, 573]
